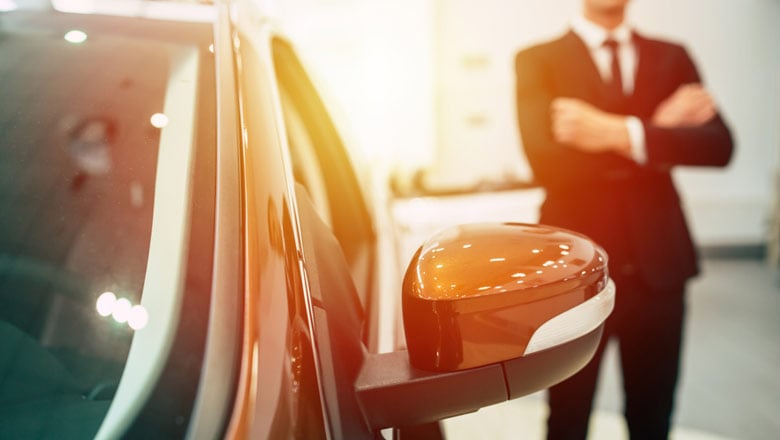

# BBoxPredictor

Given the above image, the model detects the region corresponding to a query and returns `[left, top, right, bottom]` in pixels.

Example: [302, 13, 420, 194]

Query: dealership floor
[440, 257, 780, 440]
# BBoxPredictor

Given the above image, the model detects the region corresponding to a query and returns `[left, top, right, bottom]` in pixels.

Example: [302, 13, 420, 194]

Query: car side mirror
[355, 223, 614, 429]
[403, 222, 613, 371]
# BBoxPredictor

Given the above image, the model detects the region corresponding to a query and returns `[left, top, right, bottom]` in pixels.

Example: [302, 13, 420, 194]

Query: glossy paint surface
[403, 223, 608, 371]
[224, 24, 326, 439]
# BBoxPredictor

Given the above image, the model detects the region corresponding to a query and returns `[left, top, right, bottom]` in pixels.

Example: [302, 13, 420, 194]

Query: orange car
[0, 1, 614, 438]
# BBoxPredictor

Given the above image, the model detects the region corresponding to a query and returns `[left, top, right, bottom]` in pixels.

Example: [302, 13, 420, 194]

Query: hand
[652, 83, 716, 128]
[551, 98, 630, 155]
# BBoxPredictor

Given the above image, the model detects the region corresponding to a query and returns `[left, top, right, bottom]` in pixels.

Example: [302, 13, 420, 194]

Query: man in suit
[515, 0, 734, 438]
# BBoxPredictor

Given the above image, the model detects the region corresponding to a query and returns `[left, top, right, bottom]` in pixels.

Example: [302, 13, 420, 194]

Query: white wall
[260, 0, 437, 176]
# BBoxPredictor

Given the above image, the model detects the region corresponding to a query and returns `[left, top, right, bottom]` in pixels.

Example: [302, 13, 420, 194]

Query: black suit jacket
[515, 31, 734, 290]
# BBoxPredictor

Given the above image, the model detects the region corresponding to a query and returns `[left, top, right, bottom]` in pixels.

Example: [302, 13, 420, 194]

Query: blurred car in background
[0, 0, 614, 438]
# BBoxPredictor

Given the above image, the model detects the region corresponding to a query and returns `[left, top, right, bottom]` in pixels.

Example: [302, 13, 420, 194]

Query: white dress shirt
[571, 15, 647, 165]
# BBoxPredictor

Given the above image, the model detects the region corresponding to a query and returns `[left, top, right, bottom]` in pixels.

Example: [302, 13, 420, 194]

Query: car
[0, 0, 615, 438]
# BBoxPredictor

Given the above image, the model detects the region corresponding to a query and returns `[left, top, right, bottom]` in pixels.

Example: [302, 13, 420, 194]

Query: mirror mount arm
[354, 326, 603, 430]
[354, 349, 507, 431]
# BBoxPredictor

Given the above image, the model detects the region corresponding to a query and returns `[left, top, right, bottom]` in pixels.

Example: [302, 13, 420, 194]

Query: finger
[551, 104, 575, 124]
[686, 91, 715, 116]
[552, 118, 574, 144]
[686, 87, 711, 100]
[676, 84, 708, 104]
[680, 88, 706, 104]
[690, 103, 716, 125]
[552, 113, 567, 133]
[672, 88, 713, 119]
[680, 91, 706, 113]
[663, 88, 692, 108]
[552, 122, 568, 143]
[686, 85, 713, 105]
[698, 92, 715, 109]
[551, 100, 564, 118]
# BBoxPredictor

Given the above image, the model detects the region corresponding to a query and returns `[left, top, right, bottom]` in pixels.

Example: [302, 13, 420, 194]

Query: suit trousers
[546, 271, 686, 440]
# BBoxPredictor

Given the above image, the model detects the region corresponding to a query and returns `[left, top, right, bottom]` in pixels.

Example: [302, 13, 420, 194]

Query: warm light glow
[150, 113, 169, 128]
[511, 272, 526, 278]
[64, 30, 88, 44]
[462, 244, 472, 249]
[208, 44, 215, 54]
[112, 298, 132, 323]
[531, 249, 541, 254]
[489, 257, 506, 262]
[278, 5, 436, 173]
[128, 305, 149, 330]
[96, 291, 116, 317]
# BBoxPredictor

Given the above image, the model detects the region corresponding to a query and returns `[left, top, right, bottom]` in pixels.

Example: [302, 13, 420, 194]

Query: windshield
[0, 9, 214, 438]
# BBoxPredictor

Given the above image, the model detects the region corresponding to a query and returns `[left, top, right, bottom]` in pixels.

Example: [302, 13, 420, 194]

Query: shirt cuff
[625, 116, 647, 165]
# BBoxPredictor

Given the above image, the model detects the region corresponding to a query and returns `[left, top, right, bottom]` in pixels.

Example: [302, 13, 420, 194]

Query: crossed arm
[516, 46, 733, 190]
[551, 83, 717, 156]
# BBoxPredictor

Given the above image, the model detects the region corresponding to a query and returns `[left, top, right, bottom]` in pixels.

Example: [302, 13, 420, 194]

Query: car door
[224, 2, 389, 433]
[271, 36, 381, 439]
[223, 11, 342, 438]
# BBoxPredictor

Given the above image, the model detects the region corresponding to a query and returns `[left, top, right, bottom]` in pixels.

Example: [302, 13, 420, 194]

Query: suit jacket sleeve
[642, 46, 734, 168]
[515, 48, 639, 191]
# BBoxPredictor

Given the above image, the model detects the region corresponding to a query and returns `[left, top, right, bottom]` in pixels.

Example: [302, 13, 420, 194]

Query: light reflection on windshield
[64, 29, 88, 44]
[150, 112, 169, 128]
[95, 292, 149, 330]
[0, 11, 196, 439]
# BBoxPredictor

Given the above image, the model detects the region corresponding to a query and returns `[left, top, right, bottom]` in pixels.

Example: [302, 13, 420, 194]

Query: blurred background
[264, 0, 779, 249]
[254, 0, 780, 439]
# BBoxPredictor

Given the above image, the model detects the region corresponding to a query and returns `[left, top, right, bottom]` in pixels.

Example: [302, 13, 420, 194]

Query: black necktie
[603, 39, 623, 96]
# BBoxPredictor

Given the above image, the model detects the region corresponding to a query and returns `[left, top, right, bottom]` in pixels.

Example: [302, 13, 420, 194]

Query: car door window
[0, 12, 216, 439]
[271, 38, 376, 312]
[280, 91, 333, 227]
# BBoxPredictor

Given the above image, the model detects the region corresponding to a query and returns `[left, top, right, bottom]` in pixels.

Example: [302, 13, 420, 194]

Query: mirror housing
[355, 223, 614, 429]
[403, 222, 613, 371]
